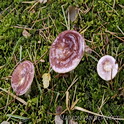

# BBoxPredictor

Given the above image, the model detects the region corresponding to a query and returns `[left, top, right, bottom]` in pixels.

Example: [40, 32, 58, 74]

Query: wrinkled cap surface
[49, 30, 85, 73]
[11, 61, 34, 95]
[97, 55, 118, 81]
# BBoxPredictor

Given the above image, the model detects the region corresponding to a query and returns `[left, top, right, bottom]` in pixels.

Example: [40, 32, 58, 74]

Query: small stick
[0, 87, 27, 106]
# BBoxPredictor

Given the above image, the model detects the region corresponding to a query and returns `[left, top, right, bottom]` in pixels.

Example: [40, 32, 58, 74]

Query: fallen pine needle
[0, 87, 27, 105]
[74, 106, 124, 121]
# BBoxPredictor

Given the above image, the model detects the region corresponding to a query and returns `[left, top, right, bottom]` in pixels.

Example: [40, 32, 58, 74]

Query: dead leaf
[38, 40, 41, 43]
[67, 6, 78, 22]
[42, 73, 51, 88]
[40, 59, 45, 63]
[22, 29, 31, 38]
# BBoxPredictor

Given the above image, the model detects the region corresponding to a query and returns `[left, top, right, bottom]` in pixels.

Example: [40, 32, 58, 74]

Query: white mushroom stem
[24, 86, 31, 98]
[103, 61, 112, 72]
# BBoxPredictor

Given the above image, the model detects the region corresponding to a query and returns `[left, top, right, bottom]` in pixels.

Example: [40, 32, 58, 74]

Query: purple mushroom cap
[49, 30, 85, 73]
[11, 60, 34, 95]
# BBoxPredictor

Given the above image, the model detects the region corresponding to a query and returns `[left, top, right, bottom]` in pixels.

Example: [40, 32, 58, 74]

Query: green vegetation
[0, 0, 124, 123]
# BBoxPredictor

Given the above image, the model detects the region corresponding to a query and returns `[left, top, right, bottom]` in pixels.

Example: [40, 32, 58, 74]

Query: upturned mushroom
[11, 60, 34, 96]
[49, 30, 85, 73]
[97, 55, 118, 81]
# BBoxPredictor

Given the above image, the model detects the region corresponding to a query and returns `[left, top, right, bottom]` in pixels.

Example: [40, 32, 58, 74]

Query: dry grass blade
[93, 93, 108, 123]
[79, 26, 89, 34]
[34, 50, 48, 64]
[67, 6, 78, 22]
[118, 4, 124, 9]
[0, 65, 5, 69]
[0, 87, 27, 105]
[70, 99, 79, 110]
[29, 1, 39, 12]
[67, 76, 78, 91]
[13, 26, 32, 30]
[66, 91, 70, 112]
[117, 25, 124, 35]
[106, 30, 124, 42]
[22, 1, 36, 4]
[74, 106, 124, 121]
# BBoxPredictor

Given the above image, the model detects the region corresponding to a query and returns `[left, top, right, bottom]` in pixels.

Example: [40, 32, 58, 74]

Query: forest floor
[0, 0, 124, 123]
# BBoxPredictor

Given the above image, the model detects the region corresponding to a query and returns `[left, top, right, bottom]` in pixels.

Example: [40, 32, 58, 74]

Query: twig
[0, 87, 27, 105]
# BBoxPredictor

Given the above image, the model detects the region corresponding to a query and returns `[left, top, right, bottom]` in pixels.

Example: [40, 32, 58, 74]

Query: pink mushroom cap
[11, 60, 34, 95]
[97, 55, 118, 81]
[49, 30, 85, 73]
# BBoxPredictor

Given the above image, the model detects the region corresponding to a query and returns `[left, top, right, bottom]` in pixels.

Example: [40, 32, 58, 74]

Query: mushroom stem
[24, 86, 31, 97]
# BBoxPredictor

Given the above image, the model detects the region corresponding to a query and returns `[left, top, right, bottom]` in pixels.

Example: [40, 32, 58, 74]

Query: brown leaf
[67, 6, 78, 22]
[42, 73, 51, 88]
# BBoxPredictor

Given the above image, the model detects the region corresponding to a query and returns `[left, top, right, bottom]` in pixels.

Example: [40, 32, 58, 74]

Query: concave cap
[49, 30, 85, 73]
[11, 60, 34, 96]
[97, 55, 118, 81]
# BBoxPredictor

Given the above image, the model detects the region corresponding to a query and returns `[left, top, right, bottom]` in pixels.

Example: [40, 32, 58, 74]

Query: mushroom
[97, 55, 118, 81]
[49, 30, 85, 73]
[55, 106, 63, 124]
[11, 60, 34, 96]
